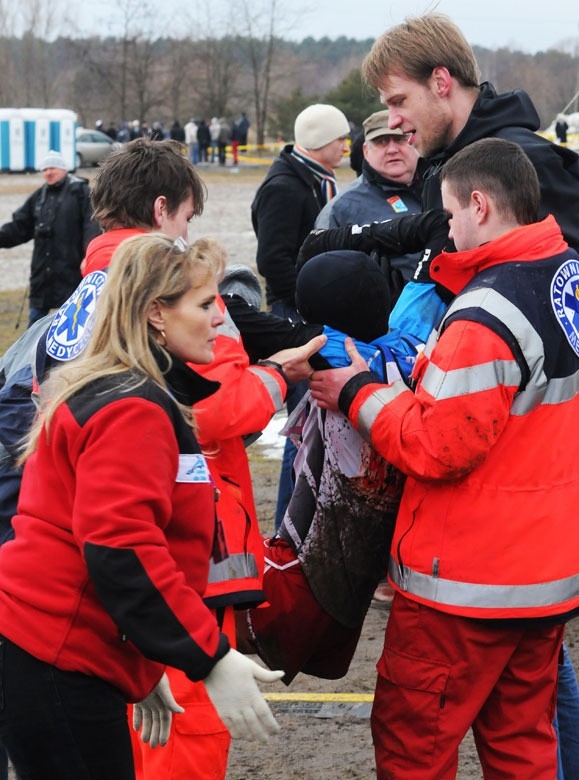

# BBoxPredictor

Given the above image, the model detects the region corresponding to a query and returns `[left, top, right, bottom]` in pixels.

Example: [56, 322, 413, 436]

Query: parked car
[75, 128, 121, 168]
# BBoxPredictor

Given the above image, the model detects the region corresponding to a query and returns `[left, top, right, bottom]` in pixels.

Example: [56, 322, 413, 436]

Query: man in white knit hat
[251, 102, 349, 528]
[0, 150, 100, 326]
[252, 104, 350, 317]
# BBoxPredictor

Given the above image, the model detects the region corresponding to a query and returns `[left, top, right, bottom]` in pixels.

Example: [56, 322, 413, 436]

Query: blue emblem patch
[551, 258, 579, 357]
[387, 195, 409, 214]
[46, 270, 108, 362]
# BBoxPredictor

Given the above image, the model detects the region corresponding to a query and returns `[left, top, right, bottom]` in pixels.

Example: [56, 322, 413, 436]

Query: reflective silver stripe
[247, 366, 284, 410]
[442, 288, 551, 414]
[539, 368, 579, 406]
[439, 289, 579, 413]
[217, 309, 241, 340]
[423, 328, 438, 359]
[443, 287, 545, 379]
[208, 553, 259, 584]
[357, 383, 408, 441]
[388, 558, 579, 610]
[512, 369, 579, 415]
[420, 360, 522, 401]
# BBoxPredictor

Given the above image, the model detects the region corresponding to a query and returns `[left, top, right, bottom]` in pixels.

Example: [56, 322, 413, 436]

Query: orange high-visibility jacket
[192, 297, 287, 607]
[83, 234, 286, 609]
[347, 217, 579, 620]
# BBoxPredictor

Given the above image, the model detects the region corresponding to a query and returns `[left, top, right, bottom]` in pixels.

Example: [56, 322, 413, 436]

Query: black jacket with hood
[422, 82, 579, 250]
[251, 145, 324, 307]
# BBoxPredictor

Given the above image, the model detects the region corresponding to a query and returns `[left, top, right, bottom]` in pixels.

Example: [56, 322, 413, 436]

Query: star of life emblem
[45, 270, 108, 362]
[551, 258, 579, 357]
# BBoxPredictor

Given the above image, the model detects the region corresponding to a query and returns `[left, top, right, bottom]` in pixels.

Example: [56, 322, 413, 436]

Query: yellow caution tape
[264, 692, 374, 703]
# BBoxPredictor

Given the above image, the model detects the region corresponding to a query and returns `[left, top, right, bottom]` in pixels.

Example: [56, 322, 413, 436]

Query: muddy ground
[241, 453, 579, 780]
[0, 163, 577, 779]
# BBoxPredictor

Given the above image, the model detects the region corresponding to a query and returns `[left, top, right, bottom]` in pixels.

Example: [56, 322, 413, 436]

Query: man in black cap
[316, 110, 422, 231]
[315, 109, 424, 292]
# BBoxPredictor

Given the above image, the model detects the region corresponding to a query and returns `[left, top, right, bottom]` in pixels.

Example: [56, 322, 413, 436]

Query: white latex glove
[204, 649, 284, 742]
[132, 673, 185, 748]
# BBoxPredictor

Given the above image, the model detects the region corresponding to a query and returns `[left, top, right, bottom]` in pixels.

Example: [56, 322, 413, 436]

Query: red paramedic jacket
[345, 216, 579, 620]
[83, 230, 287, 608]
[0, 367, 229, 701]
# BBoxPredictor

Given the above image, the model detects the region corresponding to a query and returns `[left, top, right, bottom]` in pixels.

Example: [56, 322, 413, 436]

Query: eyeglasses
[369, 133, 411, 146]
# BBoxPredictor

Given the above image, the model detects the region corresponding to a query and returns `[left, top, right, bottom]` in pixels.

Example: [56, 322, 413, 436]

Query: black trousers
[0, 637, 134, 780]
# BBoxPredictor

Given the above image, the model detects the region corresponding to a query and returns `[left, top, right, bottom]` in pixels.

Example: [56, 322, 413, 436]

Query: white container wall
[0, 108, 77, 171]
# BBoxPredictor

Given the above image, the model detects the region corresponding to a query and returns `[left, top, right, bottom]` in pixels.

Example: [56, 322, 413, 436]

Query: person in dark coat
[251, 104, 350, 313]
[105, 122, 118, 140]
[555, 115, 569, 144]
[197, 119, 211, 162]
[315, 110, 424, 289]
[251, 103, 349, 530]
[0, 150, 101, 326]
[237, 112, 250, 146]
[348, 127, 364, 176]
[170, 120, 186, 143]
[218, 118, 230, 166]
[362, 15, 579, 250]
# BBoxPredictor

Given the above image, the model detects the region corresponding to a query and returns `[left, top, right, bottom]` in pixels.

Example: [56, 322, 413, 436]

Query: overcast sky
[77, 0, 579, 54]
[288, 0, 579, 53]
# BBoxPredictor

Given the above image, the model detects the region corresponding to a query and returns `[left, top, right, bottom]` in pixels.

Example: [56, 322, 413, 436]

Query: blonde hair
[22, 233, 226, 460]
[362, 13, 480, 91]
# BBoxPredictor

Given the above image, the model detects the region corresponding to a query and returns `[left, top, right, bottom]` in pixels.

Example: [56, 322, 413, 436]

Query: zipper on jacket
[395, 503, 422, 591]
[396, 515, 416, 591]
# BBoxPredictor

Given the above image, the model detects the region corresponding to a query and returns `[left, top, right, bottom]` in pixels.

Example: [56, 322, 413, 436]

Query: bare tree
[162, 38, 196, 121]
[233, 0, 305, 144]
[0, 1, 18, 105]
[235, 0, 279, 145]
[16, 0, 69, 105]
[82, 0, 165, 123]
[181, 4, 241, 122]
[190, 35, 241, 118]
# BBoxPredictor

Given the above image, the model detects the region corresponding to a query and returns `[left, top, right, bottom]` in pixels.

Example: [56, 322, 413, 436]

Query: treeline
[0, 31, 576, 141]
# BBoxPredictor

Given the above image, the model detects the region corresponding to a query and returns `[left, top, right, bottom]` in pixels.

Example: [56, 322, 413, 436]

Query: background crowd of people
[95, 112, 251, 166]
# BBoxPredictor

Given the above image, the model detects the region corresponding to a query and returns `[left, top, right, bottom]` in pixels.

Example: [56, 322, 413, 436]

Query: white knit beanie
[294, 104, 350, 150]
[41, 150, 67, 170]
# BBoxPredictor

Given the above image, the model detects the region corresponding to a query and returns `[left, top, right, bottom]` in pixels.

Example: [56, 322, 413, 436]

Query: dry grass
[0, 288, 29, 355]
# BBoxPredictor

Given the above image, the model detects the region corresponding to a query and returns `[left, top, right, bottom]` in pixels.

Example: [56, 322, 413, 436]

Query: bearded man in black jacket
[362, 13, 579, 251]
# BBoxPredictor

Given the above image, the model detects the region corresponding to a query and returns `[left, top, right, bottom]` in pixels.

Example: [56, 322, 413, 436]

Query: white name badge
[177, 454, 211, 483]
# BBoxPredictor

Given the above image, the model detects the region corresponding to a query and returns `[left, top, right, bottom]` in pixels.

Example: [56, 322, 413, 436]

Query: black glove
[365, 208, 450, 257]
[296, 225, 365, 270]
[297, 209, 450, 272]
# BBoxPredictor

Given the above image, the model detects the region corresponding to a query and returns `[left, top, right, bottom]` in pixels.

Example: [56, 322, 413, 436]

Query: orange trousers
[132, 608, 235, 780]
